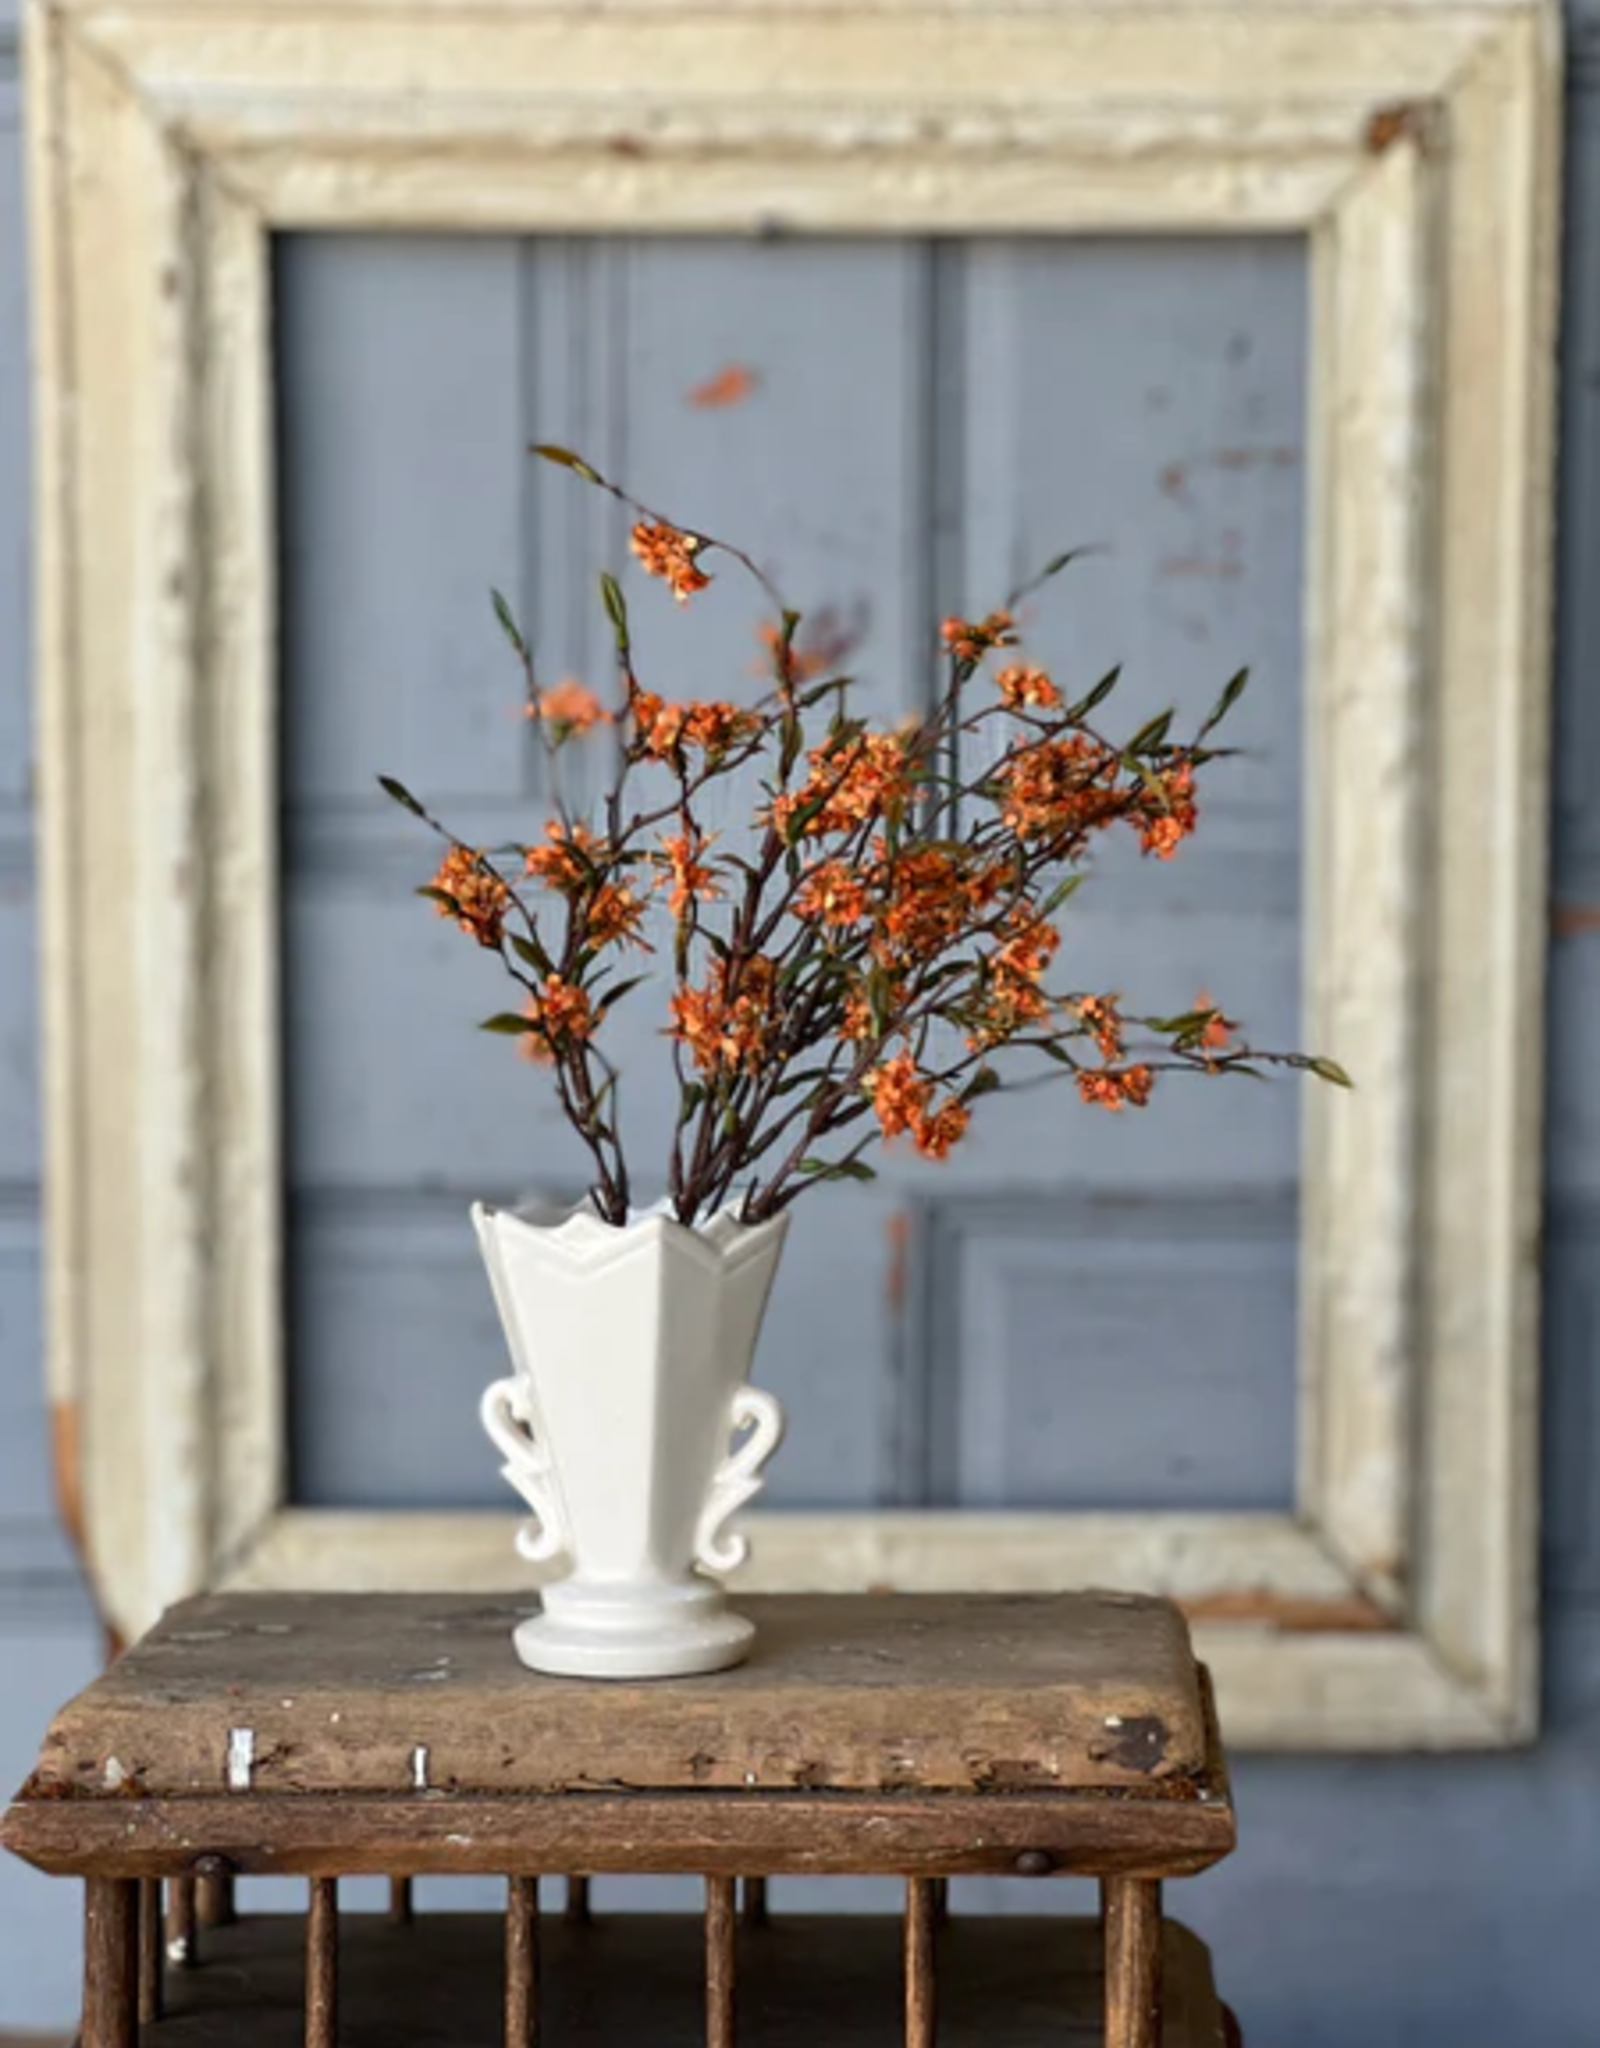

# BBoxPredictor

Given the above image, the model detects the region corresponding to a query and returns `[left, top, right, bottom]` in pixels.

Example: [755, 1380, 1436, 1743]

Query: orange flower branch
[381, 449, 1348, 1225]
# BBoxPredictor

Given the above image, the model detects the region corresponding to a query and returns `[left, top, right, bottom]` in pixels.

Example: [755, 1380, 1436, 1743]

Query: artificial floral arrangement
[382, 446, 1348, 1228]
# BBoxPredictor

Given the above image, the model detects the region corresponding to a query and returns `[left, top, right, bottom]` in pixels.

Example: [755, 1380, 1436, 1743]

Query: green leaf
[377, 774, 426, 817]
[1199, 667, 1249, 738]
[798, 1157, 877, 1182]
[1308, 1055, 1354, 1088]
[530, 442, 601, 483]
[599, 572, 630, 655]
[595, 974, 650, 1014]
[1144, 1009, 1212, 1035]
[1126, 709, 1175, 755]
[1066, 666, 1121, 722]
[1041, 873, 1085, 918]
[480, 1012, 535, 1035]
[964, 1066, 1003, 1100]
[490, 587, 528, 659]
[415, 886, 458, 910]
[509, 931, 554, 977]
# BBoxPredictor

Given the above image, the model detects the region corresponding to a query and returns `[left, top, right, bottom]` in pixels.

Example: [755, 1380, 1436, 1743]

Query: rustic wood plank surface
[17, 1593, 1208, 1799]
[1, 1782, 1233, 1883]
[121, 1913, 1230, 2046]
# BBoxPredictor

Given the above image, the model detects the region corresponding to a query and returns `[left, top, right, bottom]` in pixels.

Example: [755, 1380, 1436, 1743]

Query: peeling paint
[412, 1745, 430, 1790]
[226, 1728, 254, 1790]
[1553, 902, 1600, 939]
[1364, 99, 1437, 157]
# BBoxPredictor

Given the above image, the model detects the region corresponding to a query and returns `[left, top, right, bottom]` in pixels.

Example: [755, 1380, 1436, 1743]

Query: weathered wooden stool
[2, 1591, 1240, 2047]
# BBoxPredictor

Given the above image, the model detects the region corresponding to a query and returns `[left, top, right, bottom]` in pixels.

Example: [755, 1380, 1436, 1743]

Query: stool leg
[1102, 1877, 1162, 2048]
[705, 1876, 736, 2048]
[83, 1878, 137, 2048]
[166, 1875, 198, 1967]
[904, 1877, 937, 2048]
[196, 1865, 236, 1928]
[306, 1877, 338, 2048]
[137, 1879, 162, 2025]
[506, 1876, 540, 2048]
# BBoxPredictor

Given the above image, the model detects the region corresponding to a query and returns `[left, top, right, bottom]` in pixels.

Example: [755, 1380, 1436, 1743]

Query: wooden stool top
[4, 1591, 1235, 1882]
[22, 1590, 1208, 1796]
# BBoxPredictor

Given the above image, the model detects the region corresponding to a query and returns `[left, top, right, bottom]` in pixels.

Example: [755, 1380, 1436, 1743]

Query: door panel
[279, 231, 1307, 1517]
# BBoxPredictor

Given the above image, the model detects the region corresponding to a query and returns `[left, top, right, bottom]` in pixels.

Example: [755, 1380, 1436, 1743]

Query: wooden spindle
[166, 1875, 198, 1968]
[83, 1878, 137, 2048]
[506, 1876, 540, 2048]
[929, 1878, 949, 1927]
[388, 1877, 414, 1927]
[904, 1877, 937, 2048]
[137, 1879, 163, 2025]
[564, 1875, 591, 1926]
[305, 1877, 339, 2048]
[195, 1857, 236, 1928]
[1102, 1877, 1163, 2048]
[741, 1877, 768, 1929]
[705, 1876, 736, 2048]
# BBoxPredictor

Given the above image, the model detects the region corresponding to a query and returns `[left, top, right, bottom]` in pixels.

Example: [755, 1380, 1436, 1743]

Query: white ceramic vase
[473, 1196, 789, 1679]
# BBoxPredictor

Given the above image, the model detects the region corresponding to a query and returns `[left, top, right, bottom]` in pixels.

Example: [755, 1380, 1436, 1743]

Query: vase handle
[695, 1385, 787, 1577]
[480, 1377, 569, 1565]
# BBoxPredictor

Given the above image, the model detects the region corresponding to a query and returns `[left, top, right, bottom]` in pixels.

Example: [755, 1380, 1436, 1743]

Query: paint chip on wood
[412, 1745, 429, 1790]
[227, 1728, 254, 1790]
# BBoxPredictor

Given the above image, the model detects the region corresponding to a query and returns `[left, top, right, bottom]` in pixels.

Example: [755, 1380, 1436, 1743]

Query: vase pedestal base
[515, 1577, 755, 1679]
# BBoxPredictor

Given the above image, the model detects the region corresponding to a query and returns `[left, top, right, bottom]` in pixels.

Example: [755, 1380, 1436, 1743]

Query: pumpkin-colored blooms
[995, 663, 1062, 711]
[525, 819, 606, 892]
[997, 738, 1121, 843]
[773, 731, 915, 840]
[660, 829, 723, 919]
[532, 678, 611, 737]
[431, 845, 511, 949]
[520, 976, 595, 1063]
[1077, 1063, 1155, 1111]
[941, 610, 1017, 663]
[670, 957, 780, 1076]
[866, 1050, 972, 1160]
[1138, 764, 1198, 860]
[389, 439, 1341, 1227]
[1076, 994, 1124, 1063]
[634, 692, 761, 761]
[630, 520, 711, 604]
[795, 860, 871, 927]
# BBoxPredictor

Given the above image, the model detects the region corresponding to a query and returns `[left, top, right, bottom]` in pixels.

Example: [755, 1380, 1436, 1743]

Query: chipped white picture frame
[26, 0, 1560, 1744]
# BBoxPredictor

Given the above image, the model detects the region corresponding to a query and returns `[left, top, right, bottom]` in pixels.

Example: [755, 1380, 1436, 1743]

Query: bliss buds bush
[383, 447, 1347, 1227]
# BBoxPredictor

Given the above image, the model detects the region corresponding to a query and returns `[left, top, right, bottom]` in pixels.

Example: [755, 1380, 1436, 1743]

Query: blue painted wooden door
[276, 231, 1307, 1520]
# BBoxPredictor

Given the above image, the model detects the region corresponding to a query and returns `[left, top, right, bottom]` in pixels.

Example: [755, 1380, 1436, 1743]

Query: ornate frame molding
[27, 0, 1560, 1743]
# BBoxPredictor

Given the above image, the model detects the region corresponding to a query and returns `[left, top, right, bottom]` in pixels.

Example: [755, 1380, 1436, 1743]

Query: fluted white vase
[474, 1196, 789, 1679]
